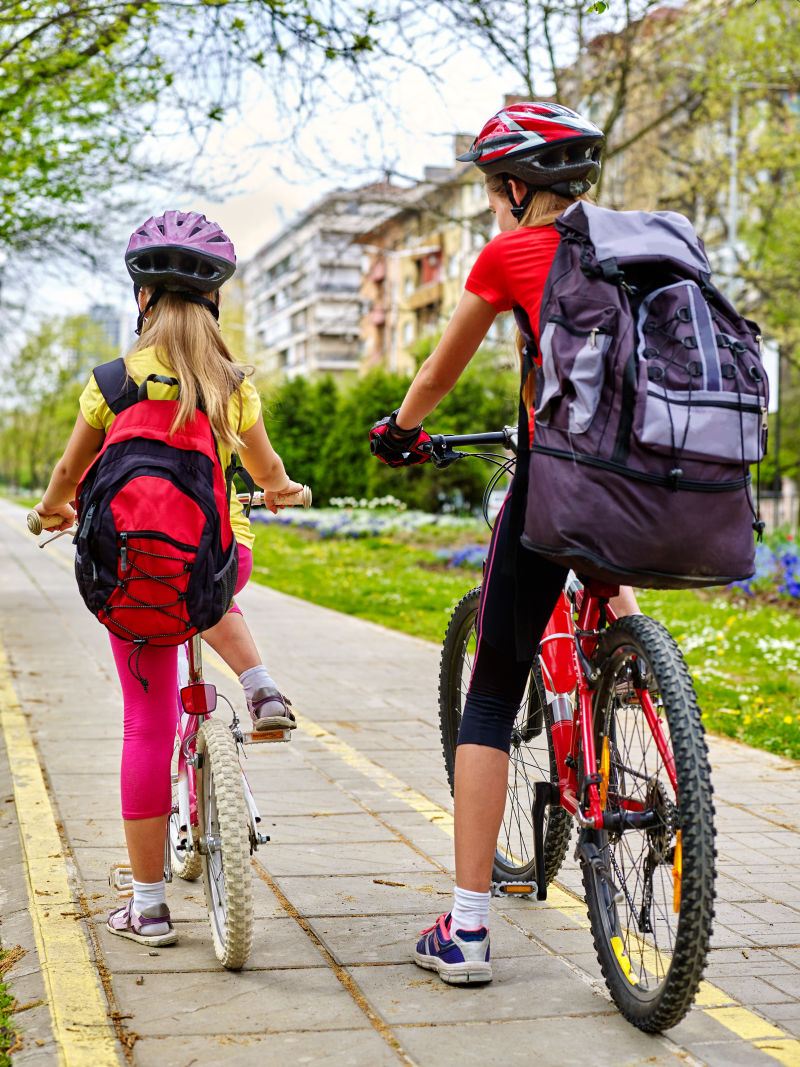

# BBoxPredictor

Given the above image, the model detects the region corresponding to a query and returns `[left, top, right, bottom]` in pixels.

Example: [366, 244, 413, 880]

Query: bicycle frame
[539, 583, 678, 832]
[169, 636, 264, 878]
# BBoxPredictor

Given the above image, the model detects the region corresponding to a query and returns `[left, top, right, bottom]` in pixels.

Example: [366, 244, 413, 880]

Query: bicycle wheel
[439, 587, 572, 885]
[195, 717, 254, 969]
[582, 614, 715, 1032]
[168, 739, 202, 881]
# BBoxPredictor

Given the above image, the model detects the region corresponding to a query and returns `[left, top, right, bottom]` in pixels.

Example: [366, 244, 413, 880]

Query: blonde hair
[127, 291, 252, 451]
[485, 174, 588, 407]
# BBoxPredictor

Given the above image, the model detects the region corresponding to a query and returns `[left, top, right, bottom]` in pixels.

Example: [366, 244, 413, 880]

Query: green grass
[250, 523, 800, 762]
[0, 951, 19, 1065]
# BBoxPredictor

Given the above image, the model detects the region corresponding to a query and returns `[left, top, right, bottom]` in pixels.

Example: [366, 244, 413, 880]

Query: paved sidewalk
[1, 495, 800, 1066]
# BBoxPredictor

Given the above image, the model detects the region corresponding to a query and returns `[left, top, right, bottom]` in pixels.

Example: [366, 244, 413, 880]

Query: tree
[0, 1, 380, 266]
[0, 314, 118, 488]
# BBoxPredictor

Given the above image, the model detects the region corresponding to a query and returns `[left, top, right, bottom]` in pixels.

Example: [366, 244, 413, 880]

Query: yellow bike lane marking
[0, 639, 119, 1066]
[205, 648, 800, 1067]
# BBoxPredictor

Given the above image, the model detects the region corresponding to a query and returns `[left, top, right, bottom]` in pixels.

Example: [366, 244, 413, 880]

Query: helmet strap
[134, 287, 220, 336]
[503, 176, 534, 221]
[135, 287, 164, 336]
[177, 291, 220, 321]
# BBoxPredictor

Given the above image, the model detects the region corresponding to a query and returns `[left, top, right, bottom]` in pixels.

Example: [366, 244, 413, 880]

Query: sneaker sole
[106, 922, 178, 947]
[413, 950, 492, 984]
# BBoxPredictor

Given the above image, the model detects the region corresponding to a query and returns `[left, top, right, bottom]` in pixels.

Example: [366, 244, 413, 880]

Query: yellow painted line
[207, 648, 800, 1064]
[0, 640, 119, 1066]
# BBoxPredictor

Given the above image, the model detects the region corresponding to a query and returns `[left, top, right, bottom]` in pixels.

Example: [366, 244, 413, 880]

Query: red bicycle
[433, 429, 715, 1033]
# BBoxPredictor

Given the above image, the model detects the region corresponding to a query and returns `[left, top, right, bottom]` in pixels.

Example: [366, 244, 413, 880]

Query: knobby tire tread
[197, 718, 254, 970]
[583, 614, 715, 1032]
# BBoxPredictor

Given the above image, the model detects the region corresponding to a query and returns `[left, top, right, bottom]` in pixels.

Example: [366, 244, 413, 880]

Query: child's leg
[201, 545, 295, 728]
[108, 636, 179, 941]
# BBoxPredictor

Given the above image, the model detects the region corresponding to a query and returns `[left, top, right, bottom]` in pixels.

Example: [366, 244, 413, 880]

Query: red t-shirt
[465, 225, 561, 346]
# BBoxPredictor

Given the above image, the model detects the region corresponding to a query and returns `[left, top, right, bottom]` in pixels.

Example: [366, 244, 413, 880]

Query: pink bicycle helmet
[458, 102, 605, 200]
[125, 210, 236, 293]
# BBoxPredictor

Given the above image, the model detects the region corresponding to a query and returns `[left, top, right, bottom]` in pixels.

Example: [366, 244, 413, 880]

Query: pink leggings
[110, 545, 253, 820]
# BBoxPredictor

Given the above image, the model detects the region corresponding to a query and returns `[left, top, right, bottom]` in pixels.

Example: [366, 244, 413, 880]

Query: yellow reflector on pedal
[673, 830, 683, 913]
[505, 884, 534, 894]
[611, 936, 638, 985]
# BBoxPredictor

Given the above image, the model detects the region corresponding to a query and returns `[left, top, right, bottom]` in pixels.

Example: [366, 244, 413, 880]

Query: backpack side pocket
[537, 300, 617, 434]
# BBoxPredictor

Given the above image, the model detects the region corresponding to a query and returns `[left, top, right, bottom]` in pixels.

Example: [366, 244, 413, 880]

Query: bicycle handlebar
[426, 426, 517, 468]
[236, 486, 313, 509]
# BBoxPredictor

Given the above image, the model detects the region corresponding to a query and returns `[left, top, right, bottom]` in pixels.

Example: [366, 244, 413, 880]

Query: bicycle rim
[583, 615, 715, 1032]
[196, 718, 253, 969]
[438, 587, 571, 884]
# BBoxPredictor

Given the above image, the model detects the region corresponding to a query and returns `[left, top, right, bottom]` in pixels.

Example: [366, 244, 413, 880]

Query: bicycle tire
[582, 614, 715, 1032]
[168, 744, 202, 882]
[196, 717, 254, 970]
[438, 587, 572, 885]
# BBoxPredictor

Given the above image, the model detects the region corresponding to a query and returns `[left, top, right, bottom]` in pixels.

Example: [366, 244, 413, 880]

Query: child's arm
[238, 414, 303, 510]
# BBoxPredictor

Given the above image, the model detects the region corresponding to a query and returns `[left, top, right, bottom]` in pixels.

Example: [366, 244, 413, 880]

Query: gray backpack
[518, 201, 767, 589]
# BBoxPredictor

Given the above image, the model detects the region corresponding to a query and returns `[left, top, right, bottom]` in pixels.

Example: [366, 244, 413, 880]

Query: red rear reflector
[180, 683, 217, 715]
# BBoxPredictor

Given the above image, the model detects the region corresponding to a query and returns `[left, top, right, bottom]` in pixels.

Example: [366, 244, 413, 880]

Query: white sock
[451, 886, 491, 931]
[132, 879, 169, 932]
[238, 665, 278, 700]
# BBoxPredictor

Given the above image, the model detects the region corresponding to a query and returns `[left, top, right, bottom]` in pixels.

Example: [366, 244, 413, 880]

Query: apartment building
[358, 144, 500, 375]
[244, 184, 400, 379]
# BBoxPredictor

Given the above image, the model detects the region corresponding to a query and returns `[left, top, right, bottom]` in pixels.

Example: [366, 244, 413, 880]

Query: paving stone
[132, 1030, 402, 1067]
[395, 1017, 680, 1067]
[113, 967, 370, 1035]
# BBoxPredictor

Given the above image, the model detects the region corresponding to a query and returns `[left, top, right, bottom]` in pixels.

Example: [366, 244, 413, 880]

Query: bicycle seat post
[186, 634, 203, 685]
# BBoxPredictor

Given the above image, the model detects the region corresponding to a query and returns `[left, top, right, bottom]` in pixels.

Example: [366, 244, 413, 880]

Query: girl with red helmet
[371, 103, 638, 985]
[34, 211, 302, 947]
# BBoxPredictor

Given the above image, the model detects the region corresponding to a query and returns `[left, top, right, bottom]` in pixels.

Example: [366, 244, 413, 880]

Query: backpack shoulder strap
[93, 357, 139, 415]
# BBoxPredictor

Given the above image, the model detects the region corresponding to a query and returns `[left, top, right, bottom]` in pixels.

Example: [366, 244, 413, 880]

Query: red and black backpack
[74, 357, 240, 651]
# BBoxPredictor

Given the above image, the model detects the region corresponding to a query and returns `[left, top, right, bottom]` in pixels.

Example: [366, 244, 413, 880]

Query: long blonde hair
[485, 174, 586, 407]
[127, 291, 252, 451]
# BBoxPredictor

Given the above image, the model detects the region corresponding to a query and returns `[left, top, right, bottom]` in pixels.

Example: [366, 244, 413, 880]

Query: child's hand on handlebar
[369, 411, 432, 467]
[262, 479, 305, 514]
[34, 501, 76, 531]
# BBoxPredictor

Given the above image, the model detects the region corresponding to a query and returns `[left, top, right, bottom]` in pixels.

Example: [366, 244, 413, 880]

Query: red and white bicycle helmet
[458, 102, 605, 200]
[125, 210, 237, 293]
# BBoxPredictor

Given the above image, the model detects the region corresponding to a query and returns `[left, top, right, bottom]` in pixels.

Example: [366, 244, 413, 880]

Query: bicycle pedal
[242, 728, 292, 744]
[491, 881, 537, 897]
[109, 863, 134, 896]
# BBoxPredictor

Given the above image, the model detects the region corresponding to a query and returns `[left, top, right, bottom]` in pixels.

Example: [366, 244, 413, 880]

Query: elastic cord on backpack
[127, 640, 150, 693]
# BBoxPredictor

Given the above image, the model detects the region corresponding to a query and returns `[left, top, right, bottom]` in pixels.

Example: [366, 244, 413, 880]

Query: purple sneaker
[107, 899, 177, 947]
[247, 687, 296, 731]
[414, 913, 491, 984]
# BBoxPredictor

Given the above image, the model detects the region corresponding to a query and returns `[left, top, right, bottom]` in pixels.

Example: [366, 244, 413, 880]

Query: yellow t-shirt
[79, 348, 262, 549]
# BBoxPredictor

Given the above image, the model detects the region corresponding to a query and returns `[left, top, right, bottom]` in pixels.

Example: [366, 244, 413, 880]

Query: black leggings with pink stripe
[457, 492, 567, 754]
[110, 544, 253, 820]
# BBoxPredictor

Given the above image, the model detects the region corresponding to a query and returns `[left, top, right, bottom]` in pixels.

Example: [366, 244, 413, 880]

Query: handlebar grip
[273, 485, 312, 509]
[27, 511, 62, 534]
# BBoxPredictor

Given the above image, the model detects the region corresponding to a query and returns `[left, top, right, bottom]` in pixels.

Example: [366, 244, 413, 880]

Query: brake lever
[431, 449, 462, 469]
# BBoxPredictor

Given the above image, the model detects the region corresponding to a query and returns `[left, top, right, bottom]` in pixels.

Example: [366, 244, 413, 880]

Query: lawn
[250, 514, 800, 762]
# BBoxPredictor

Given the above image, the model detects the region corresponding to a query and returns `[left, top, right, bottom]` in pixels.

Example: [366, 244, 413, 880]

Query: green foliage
[262, 348, 518, 512]
[1, 1, 381, 263]
[0, 314, 117, 489]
